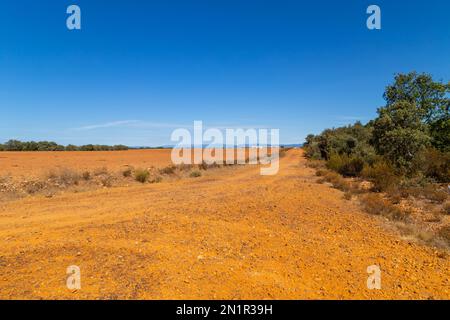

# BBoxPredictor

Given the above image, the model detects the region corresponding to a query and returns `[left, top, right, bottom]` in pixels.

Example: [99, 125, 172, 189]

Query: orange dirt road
[0, 149, 448, 299]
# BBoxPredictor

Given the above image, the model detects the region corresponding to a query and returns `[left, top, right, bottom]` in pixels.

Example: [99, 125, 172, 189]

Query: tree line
[0, 140, 129, 151]
[304, 72, 449, 186]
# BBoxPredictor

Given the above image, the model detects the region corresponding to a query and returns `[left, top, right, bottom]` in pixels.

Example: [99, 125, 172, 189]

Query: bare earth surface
[0, 149, 448, 299]
[0, 149, 172, 180]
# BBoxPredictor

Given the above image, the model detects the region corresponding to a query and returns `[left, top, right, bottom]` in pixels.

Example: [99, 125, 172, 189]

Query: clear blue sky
[1, 0, 449, 146]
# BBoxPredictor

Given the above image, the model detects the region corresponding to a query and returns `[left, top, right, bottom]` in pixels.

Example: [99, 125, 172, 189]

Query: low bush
[321, 170, 353, 192]
[100, 175, 114, 188]
[361, 193, 409, 221]
[177, 163, 193, 171]
[443, 202, 450, 215]
[93, 167, 108, 176]
[305, 160, 325, 169]
[190, 170, 202, 178]
[198, 161, 221, 170]
[150, 176, 162, 183]
[82, 171, 91, 181]
[414, 148, 450, 183]
[438, 226, 450, 246]
[401, 184, 448, 203]
[47, 168, 81, 186]
[122, 167, 133, 177]
[327, 153, 364, 177]
[422, 185, 448, 203]
[315, 169, 326, 177]
[361, 160, 399, 192]
[343, 192, 352, 200]
[159, 165, 176, 175]
[24, 181, 47, 194]
[134, 169, 150, 183]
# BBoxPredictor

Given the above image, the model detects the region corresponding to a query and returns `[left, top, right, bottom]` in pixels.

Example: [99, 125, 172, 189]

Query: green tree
[4, 140, 24, 151]
[372, 101, 430, 172]
[65, 144, 79, 151]
[429, 115, 450, 152]
[384, 72, 449, 122]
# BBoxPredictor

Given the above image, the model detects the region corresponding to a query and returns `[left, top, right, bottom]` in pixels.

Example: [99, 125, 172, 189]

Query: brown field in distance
[0, 149, 173, 180]
[0, 148, 275, 181]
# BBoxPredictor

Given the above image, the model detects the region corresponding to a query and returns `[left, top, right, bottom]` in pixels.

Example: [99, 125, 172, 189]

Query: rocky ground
[0, 149, 448, 299]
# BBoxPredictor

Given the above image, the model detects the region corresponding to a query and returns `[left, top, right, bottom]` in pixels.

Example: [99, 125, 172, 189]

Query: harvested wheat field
[0, 149, 448, 300]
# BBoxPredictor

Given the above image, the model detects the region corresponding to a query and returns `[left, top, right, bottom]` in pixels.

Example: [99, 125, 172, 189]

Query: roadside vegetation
[305, 72, 449, 248]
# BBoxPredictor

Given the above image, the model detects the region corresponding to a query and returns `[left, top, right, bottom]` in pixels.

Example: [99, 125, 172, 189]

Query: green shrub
[361, 160, 399, 192]
[414, 148, 450, 183]
[190, 170, 202, 178]
[326, 153, 346, 172]
[327, 153, 365, 177]
[134, 169, 150, 183]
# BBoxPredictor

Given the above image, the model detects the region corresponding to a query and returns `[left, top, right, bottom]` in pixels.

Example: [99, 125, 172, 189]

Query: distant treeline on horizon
[0, 140, 131, 151]
[0, 140, 302, 152]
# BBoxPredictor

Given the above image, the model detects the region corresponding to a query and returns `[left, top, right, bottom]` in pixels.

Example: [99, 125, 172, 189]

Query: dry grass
[82, 171, 91, 181]
[422, 185, 448, 203]
[93, 167, 108, 176]
[360, 193, 410, 221]
[306, 159, 325, 169]
[438, 226, 450, 246]
[24, 180, 47, 195]
[400, 185, 448, 204]
[394, 222, 446, 247]
[100, 175, 114, 187]
[47, 168, 81, 186]
[149, 175, 163, 184]
[343, 192, 352, 200]
[361, 161, 399, 192]
[159, 165, 177, 175]
[319, 170, 354, 193]
[122, 167, 133, 177]
[309, 158, 450, 251]
[199, 161, 222, 170]
[443, 202, 450, 215]
[0, 175, 11, 184]
[177, 163, 194, 172]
